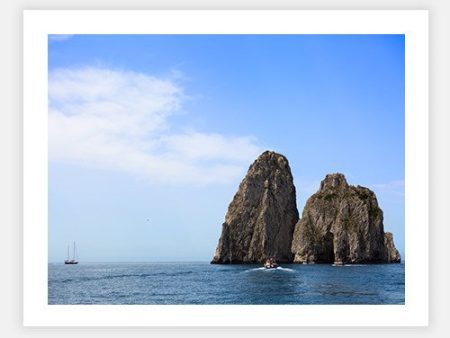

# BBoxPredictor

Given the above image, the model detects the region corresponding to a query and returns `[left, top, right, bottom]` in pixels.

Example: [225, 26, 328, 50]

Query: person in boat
[270, 258, 278, 268]
[264, 257, 278, 268]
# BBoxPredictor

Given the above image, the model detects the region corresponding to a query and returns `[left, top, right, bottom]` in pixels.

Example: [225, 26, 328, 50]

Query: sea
[48, 262, 405, 305]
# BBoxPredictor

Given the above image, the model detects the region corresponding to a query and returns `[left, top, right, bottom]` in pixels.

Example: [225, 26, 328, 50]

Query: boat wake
[276, 266, 295, 272]
[246, 266, 294, 272]
[246, 267, 267, 272]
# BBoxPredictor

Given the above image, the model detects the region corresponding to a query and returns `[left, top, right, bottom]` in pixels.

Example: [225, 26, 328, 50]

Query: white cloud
[49, 66, 262, 184]
[369, 180, 405, 199]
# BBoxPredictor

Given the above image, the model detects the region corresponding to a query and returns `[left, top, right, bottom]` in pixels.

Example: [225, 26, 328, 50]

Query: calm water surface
[48, 262, 404, 304]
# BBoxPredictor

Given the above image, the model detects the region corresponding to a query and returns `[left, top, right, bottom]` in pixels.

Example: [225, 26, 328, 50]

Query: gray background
[1, 1, 448, 337]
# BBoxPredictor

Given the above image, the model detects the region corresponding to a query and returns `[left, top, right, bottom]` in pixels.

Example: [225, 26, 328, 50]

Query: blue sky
[48, 34, 405, 262]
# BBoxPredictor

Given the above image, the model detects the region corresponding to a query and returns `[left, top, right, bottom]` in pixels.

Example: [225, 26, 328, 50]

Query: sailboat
[64, 242, 78, 264]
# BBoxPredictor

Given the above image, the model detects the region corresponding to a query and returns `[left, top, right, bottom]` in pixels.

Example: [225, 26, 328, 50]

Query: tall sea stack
[291, 173, 401, 264]
[211, 151, 299, 264]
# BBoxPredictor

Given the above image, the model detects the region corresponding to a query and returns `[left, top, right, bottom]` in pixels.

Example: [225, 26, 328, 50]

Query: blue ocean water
[48, 262, 404, 305]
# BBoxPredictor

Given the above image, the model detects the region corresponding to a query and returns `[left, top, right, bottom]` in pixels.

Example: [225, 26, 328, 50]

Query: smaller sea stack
[291, 173, 401, 264]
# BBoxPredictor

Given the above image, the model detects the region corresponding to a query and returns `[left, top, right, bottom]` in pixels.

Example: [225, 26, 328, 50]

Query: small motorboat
[264, 258, 278, 269]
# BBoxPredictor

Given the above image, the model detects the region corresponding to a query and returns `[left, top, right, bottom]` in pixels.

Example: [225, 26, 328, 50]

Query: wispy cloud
[369, 180, 405, 199]
[371, 180, 405, 196]
[48, 34, 74, 42]
[49, 66, 262, 184]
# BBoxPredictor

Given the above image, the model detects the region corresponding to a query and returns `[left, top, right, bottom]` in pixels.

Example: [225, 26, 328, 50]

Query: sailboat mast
[73, 241, 76, 261]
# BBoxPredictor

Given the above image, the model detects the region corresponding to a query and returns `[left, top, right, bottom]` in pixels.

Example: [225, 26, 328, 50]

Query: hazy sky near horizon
[48, 34, 405, 262]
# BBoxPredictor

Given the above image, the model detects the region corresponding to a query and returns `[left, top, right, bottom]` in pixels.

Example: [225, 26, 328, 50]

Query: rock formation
[291, 173, 401, 264]
[211, 151, 299, 264]
[384, 232, 401, 263]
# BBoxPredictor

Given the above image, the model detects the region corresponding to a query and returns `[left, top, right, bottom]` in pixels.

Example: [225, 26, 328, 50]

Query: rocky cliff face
[211, 151, 299, 264]
[384, 232, 401, 263]
[291, 173, 401, 264]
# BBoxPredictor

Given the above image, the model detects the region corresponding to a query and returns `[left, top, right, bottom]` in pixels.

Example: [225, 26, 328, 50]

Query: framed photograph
[23, 10, 428, 326]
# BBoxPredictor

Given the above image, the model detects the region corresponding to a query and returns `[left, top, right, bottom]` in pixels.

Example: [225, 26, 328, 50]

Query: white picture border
[23, 10, 428, 327]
